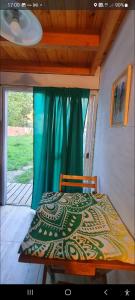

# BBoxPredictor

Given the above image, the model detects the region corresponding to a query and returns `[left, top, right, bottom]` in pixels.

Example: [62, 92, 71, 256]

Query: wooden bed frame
[19, 174, 135, 284]
[19, 254, 135, 284]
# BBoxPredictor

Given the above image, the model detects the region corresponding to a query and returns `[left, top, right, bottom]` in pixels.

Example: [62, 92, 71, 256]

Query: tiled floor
[0, 205, 43, 284]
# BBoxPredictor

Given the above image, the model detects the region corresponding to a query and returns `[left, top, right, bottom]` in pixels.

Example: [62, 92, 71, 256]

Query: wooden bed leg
[42, 266, 47, 284]
[93, 270, 108, 284]
[48, 266, 55, 284]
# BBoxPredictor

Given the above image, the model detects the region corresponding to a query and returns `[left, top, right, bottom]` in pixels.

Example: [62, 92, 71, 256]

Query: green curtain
[32, 87, 89, 210]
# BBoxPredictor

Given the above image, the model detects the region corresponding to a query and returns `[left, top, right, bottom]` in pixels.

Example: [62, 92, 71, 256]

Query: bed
[19, 185, 135, 283]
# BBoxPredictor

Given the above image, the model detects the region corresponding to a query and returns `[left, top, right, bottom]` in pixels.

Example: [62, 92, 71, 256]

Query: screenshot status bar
[1, 1, 135, 10]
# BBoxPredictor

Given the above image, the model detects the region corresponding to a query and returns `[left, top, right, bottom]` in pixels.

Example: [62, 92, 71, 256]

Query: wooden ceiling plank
[0, 10, 127, 74]
[0, 62, 91, 76]
[33, 10, 105, 34]
[90, 10, 127, 74]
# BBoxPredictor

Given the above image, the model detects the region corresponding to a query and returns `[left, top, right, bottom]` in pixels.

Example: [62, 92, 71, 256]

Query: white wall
[93, 11, 135, 284]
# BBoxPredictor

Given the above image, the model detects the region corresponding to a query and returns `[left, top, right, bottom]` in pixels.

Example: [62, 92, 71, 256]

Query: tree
[8, 92, 33, 127]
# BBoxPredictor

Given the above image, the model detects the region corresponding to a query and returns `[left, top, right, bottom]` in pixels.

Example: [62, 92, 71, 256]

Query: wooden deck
[7, 183, 32, 206]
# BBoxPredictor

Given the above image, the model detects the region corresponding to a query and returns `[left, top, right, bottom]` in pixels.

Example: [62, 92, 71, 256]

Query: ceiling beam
[40, 32, 99, 50]
[0, 62, 91, 76]
[0, 32, 100, 51]
[90, 10, 127, 75]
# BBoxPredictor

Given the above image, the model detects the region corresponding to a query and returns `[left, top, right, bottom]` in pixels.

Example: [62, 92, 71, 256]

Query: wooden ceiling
[0, 10, 127, 76]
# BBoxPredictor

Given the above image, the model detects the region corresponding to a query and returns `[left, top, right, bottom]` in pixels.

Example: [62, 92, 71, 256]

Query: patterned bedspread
[19, 193, 135, 264]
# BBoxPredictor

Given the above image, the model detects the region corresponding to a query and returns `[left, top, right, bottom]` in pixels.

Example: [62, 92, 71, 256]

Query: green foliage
[15, 168, 33, 184]
[8, 92, 33, 127]
[8, 135, 33, 170]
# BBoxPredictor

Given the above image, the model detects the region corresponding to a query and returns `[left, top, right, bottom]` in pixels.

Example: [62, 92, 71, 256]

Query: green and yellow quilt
[19, 193, 135, 264]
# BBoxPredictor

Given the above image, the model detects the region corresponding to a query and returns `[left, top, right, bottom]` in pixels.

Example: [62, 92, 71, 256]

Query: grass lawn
[15, 168, 33, 184]
[8, 135, 33, 171]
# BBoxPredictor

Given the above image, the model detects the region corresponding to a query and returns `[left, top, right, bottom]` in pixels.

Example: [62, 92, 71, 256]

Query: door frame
[0, 87, 7, 205]
[0, 86, 33, 206]
[84, 90, 99, 177]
